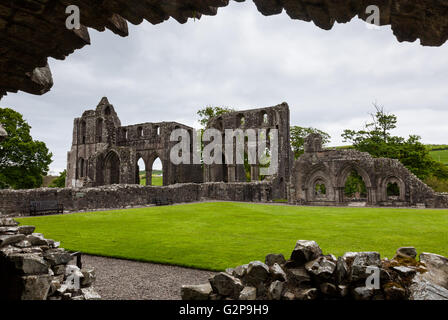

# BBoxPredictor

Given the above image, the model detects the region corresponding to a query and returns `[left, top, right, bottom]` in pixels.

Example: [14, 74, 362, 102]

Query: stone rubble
[0, 216, 100, 300]
[181, 240, 448, 300]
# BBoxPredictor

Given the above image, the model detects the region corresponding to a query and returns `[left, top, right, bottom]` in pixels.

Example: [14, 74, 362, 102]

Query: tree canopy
[197, 106, 234, 128]
[342, 104, 448, 181]
[49, 170, 66, 188]
[290, 126, 331, 159]
[0, 108, 53, 189]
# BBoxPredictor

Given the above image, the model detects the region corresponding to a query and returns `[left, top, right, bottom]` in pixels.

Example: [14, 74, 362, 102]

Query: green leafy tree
[342, 103, 448, 181]
[0, 108, 53, 189]
[197, 106, 234, 128]
[49, 170, 66, 188]
[290, 126, 331, 159]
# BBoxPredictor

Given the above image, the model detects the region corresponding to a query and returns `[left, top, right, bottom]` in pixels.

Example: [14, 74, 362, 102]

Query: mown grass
[429, 149, 448, 166]
[139, 175, 163, 186]
[16, 202, 448, 271]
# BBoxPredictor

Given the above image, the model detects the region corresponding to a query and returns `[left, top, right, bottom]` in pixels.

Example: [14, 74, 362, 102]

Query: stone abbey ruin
[1, 0, 448, 301]
[3, 96, 447, 215]
[66, 97, 202, 188]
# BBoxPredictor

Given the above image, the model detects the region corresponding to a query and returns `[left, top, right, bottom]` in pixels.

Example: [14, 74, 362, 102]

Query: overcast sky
[1, 1, 448, 174]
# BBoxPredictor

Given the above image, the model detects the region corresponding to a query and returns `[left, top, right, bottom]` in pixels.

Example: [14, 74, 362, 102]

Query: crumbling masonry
[1, 99, 447, 215]
[66, 97, 202, 188]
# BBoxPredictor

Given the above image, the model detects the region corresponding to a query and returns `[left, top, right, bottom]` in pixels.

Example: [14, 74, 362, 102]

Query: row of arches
[305, 165, 406, 205]
[236, 111, 271, 128]
[136, 156, 163, 186]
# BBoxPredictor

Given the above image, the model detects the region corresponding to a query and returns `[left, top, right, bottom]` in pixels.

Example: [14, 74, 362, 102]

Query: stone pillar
[250, 165, 260, 182]
[227, 164, 236, 182]
[146, 169, 151, 186]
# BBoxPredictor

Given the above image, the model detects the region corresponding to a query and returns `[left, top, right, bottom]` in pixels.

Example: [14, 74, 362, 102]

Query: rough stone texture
[209, 272, 244, 299]
[270, 263, 287, 282]
[409, 274, 448, 300]
[0, 218, 100, 300]
[289, 133, 448, 208]
[419, 252, 448, 290]
[305, 255, 337, 281]
[0, 183, 271, 216]
[204, 103, 293, 199]
[290, 240, 323, 265]
[238, 286, 257, 300]
[180, 283, 212, 300]
[265, 253, 286, 267]
[183, 240, 448, 300]
[2, 106, 447, 214]
[244, 261, 270, 286]
[396, 247, 418, 259]
[65, 97, 202, 188]
[2, 1, 448, 99]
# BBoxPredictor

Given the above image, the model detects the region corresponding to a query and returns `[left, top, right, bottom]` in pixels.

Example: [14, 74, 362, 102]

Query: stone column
[250, 165, 260, 182]
[227, 164, 236, 182]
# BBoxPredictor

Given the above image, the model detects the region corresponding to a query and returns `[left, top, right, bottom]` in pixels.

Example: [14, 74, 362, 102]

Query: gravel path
[79, 255, 216, 300]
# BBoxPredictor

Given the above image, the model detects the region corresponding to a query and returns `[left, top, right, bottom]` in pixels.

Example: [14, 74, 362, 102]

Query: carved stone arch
[336, 163, 372, 189]
[146, 151, 165, 186]
[380, 175, 406, 202]
[94, 153, 105, 186]
[135, 152, 148, 185]
[336, 163, 373, 204]
[304, 164, 334, 202]
[104, 150, 121, 185]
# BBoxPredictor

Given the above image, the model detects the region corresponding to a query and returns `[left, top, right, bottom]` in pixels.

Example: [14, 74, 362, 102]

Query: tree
[0, 108, 53, 189]
[49, 170, 66, 188]
[290, 126, 331, 159]
[197, 106, 234, 128]
[342, 103, 448, 181]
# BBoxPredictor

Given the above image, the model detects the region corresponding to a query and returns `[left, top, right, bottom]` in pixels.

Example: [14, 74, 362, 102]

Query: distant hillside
[139, 170, 163, 175]
[42, 176, 57, 187]
[427, 145, 448, 166]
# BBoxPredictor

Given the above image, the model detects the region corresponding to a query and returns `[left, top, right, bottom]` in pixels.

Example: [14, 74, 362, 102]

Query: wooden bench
[153, 198, 173, 206]
[29, 200, 64, 216]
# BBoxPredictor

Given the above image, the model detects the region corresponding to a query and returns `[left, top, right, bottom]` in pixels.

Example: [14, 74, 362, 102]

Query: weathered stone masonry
[0, 182, 272, 216]
[66, 97, 203, 188]
[204, 103, 293, 200]
[1, 100, 448, 215]
[289, 134, 448, 208]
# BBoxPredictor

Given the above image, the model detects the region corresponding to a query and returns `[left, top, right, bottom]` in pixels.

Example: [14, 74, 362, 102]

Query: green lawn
[139, 175, 163, 186]
[16, 202, 448, 271]
[429, 149, 448, 166]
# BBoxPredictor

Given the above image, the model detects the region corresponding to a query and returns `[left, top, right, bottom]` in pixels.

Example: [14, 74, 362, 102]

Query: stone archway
[135, 155, 148, 186]
[147, 153, 164, 186]
[381, 176, 406, 202]
[336, 165, 373, 204]
[104, 151, 120, 185]
[304, 165, 335, 203]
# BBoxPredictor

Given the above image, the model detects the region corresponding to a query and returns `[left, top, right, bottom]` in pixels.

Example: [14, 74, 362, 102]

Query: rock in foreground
[181, 241, 448, 301]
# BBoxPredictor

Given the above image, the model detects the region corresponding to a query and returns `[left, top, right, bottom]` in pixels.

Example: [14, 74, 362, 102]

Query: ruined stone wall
[289, 134, 448, 208]
[0, 217, 100, 300]
[0, 182, 272, 216]
[66, 97, 203, 188]
[182, 240, 448, 300]
[204, 102, 293, 200]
